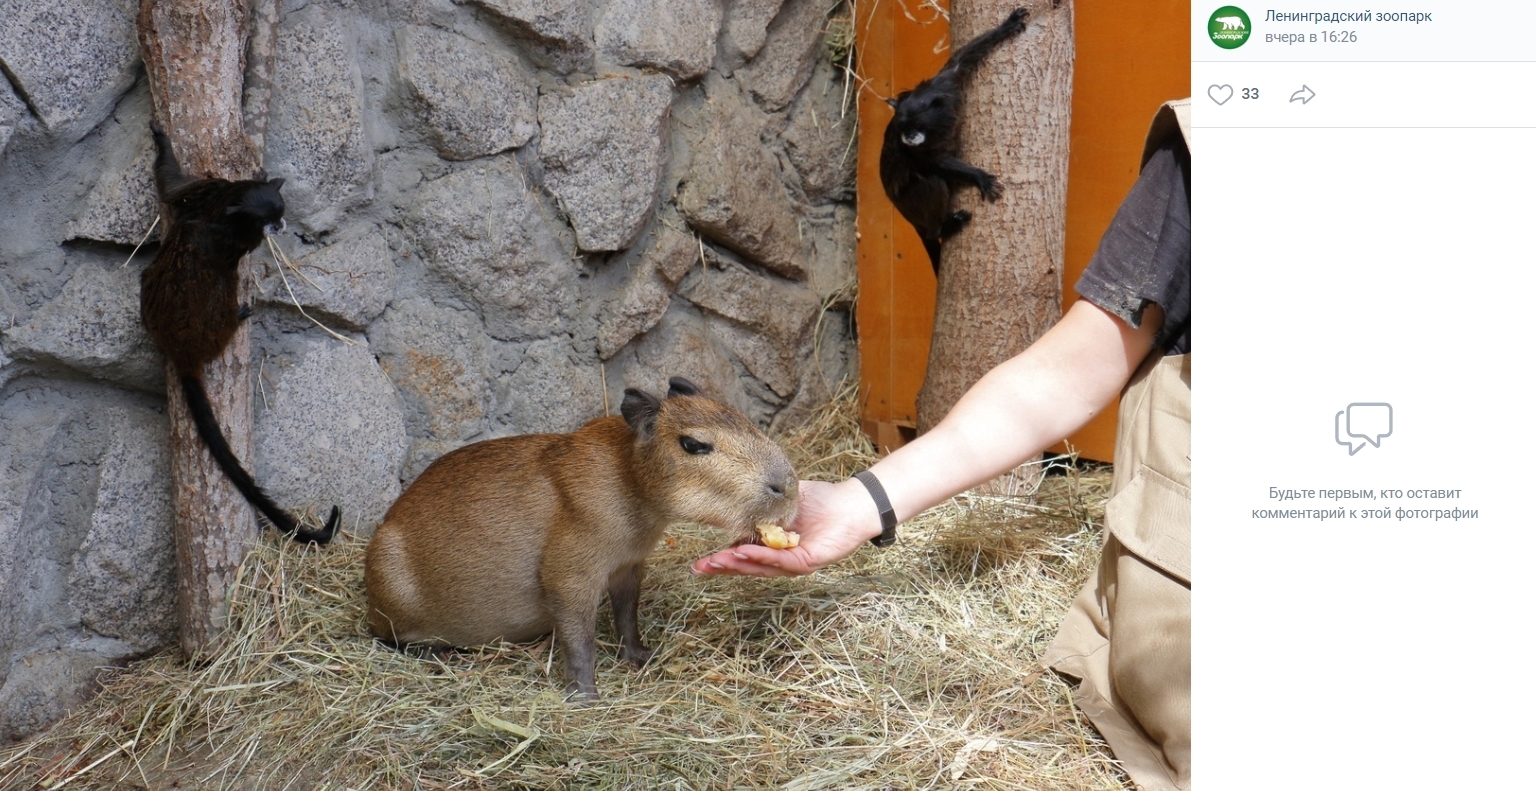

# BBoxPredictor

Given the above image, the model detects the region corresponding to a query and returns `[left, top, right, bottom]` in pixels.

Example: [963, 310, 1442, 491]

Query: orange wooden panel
[1055, 0, 1191, 462]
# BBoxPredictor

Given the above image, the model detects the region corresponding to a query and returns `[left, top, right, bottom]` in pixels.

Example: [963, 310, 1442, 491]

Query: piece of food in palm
[756, 522, 800, 549]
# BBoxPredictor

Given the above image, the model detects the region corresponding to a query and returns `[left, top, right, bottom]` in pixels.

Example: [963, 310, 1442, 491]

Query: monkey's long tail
[180, 376, 341, 544]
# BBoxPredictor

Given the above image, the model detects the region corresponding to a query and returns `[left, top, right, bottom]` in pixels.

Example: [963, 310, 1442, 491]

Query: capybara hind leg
[550, 588, 603, 702]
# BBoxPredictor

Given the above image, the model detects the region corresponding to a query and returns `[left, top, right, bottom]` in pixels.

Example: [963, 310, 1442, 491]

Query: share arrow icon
[1290, 85, 1316, 104]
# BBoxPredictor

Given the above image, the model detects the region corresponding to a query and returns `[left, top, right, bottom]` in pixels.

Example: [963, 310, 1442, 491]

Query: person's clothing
[1043, 99, 1192, 791]
[1075, 110, 1192, 355]
[1044, 351, 1191, 790]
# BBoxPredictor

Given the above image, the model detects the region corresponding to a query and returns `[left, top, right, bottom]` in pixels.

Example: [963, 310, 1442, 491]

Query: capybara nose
[767, 476, 798, 501]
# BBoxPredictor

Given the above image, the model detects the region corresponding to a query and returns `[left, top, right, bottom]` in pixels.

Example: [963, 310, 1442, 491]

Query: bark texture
[916, 0, 1074, 437]
[138, 0, 266, 658]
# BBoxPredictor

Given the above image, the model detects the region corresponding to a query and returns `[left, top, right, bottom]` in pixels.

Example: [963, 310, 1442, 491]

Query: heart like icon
[1208, 84, 1234, 105]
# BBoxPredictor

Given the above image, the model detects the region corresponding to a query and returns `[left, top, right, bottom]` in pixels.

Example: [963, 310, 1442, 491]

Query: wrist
[834, 478, 887, 543]
[851, 470, 899, 547]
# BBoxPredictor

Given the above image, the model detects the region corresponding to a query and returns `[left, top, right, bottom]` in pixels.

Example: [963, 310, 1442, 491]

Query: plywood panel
[1056, 0, 1191, 462]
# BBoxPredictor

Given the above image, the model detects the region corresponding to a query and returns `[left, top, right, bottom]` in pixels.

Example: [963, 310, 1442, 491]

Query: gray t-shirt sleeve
[1074, 137, 1191, 355]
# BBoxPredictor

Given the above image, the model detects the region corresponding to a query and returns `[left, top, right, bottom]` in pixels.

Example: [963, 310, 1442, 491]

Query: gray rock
[0, 0, 139, 137]
[68, 405, 176, 649]
[724, 0, 786, 61]
[596, 222, 698, 359]
[490, 336, 604, 435]
[678, 78, 806, 280]
[678, 254, 820, 349]
[405, 160, 580, 341]
[770, 305, 855, 432]
[65, 130, 158, 247]
[0, 645, 122, 745]
[264, 7, 373, 233]
[808, 204, 856, 307]
[0, 390, 74, 656]
[595, 0, 721, 80]
[384, 0, 463, 26]
[0, 386, 175, 745]
[612, 305, 754, 420]
[254, 335, 409, 531]
[739, 0, 827, 111]
[395, 25, 539, 161]
[597, 264, 672, 362]
[370, 297, 493, 443]
[782, 59, 856, 202]
[652, 226, 702, 284]
[706, 314, 798, 398]
[2, 262, 164, 393]
[0, 80, 28, 157]
[256, 229, 396, 331]
[454, 0, 594, 73]
[400, 438, 462, 486]
[539, 75, 673, 252]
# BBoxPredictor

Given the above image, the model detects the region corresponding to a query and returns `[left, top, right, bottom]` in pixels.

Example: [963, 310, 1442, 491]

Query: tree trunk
[916, 0, 1074, 489]
[138, 0, 270, 658]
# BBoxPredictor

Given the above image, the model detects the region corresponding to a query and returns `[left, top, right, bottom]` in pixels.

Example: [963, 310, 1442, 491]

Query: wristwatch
[852, 470, 898, 547]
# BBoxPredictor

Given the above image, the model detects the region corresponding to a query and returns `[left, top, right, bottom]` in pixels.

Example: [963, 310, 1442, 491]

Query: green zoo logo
[1209, 6, 1252, 49]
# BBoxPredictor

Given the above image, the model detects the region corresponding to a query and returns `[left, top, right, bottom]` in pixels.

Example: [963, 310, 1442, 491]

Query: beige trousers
[1044, 352, 1191, 790]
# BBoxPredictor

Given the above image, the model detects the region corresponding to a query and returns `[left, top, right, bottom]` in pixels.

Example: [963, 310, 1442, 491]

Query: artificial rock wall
[0, 0, 857, 743]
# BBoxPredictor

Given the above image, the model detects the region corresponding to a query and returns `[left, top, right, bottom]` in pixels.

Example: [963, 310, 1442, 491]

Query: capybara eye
[678, 436, 713, 455]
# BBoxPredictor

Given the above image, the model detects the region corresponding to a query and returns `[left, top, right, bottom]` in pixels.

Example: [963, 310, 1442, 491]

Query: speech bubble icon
[1334, 410, 1362, 454]
[1336, 402, 1392, 455]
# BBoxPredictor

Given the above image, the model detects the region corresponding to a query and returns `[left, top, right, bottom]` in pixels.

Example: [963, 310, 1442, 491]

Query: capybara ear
[621, 388, 661, 438]
[666, 377, 701, 399]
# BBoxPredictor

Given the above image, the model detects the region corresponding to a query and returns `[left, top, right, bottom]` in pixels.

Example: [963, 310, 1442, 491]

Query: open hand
[690, 479, 885, 577]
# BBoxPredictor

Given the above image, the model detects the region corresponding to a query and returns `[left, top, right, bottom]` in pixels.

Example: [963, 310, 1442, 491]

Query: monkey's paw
[978, 175, 1004, 201]
[940, 210, 973, 238]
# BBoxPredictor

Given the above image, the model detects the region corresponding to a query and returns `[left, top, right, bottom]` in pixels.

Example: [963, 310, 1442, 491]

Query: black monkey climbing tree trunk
[916, 0, 1074, 488]
[138, 0, 274, 658]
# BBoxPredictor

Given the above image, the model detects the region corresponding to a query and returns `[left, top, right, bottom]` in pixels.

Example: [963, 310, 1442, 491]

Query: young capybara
[364, 377, 799, 699]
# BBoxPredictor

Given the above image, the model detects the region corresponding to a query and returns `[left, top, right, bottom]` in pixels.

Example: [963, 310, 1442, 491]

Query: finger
[690, 554, 796, 577]
[691, 546, 807, 577]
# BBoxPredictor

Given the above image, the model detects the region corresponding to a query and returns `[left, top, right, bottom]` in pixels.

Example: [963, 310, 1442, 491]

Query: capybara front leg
[609, 562, 654, 667]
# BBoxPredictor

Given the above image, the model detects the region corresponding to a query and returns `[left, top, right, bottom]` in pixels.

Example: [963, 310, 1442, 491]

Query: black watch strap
[853, 470, 898, 547]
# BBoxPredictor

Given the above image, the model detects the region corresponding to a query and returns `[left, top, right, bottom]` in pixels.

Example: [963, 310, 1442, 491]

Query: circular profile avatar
[1209, 6, 1252, 49]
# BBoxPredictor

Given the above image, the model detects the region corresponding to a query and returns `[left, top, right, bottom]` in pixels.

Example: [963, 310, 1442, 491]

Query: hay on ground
[0, 384, 1128, 790]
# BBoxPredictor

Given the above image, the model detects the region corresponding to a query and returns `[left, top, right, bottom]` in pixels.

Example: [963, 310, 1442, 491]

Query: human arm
[690, 298, 1163, 577]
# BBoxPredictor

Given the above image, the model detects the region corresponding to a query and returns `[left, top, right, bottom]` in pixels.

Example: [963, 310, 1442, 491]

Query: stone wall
[0, 0, 857, 744]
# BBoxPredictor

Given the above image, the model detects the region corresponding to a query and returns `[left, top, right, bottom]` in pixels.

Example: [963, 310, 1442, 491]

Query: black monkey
[140, 123, 340, 544]
[879, 7, 1029, 273]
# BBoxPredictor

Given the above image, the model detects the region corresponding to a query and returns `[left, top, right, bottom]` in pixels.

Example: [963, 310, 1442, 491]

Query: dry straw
[0, 384, 1128, 790]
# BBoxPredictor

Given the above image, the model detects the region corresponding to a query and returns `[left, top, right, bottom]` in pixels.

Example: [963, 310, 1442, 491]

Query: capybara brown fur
[364, 377, 799, 699]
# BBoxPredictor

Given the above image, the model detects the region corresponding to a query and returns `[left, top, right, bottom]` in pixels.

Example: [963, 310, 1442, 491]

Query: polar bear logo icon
[1215, 16, 1246, 30]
